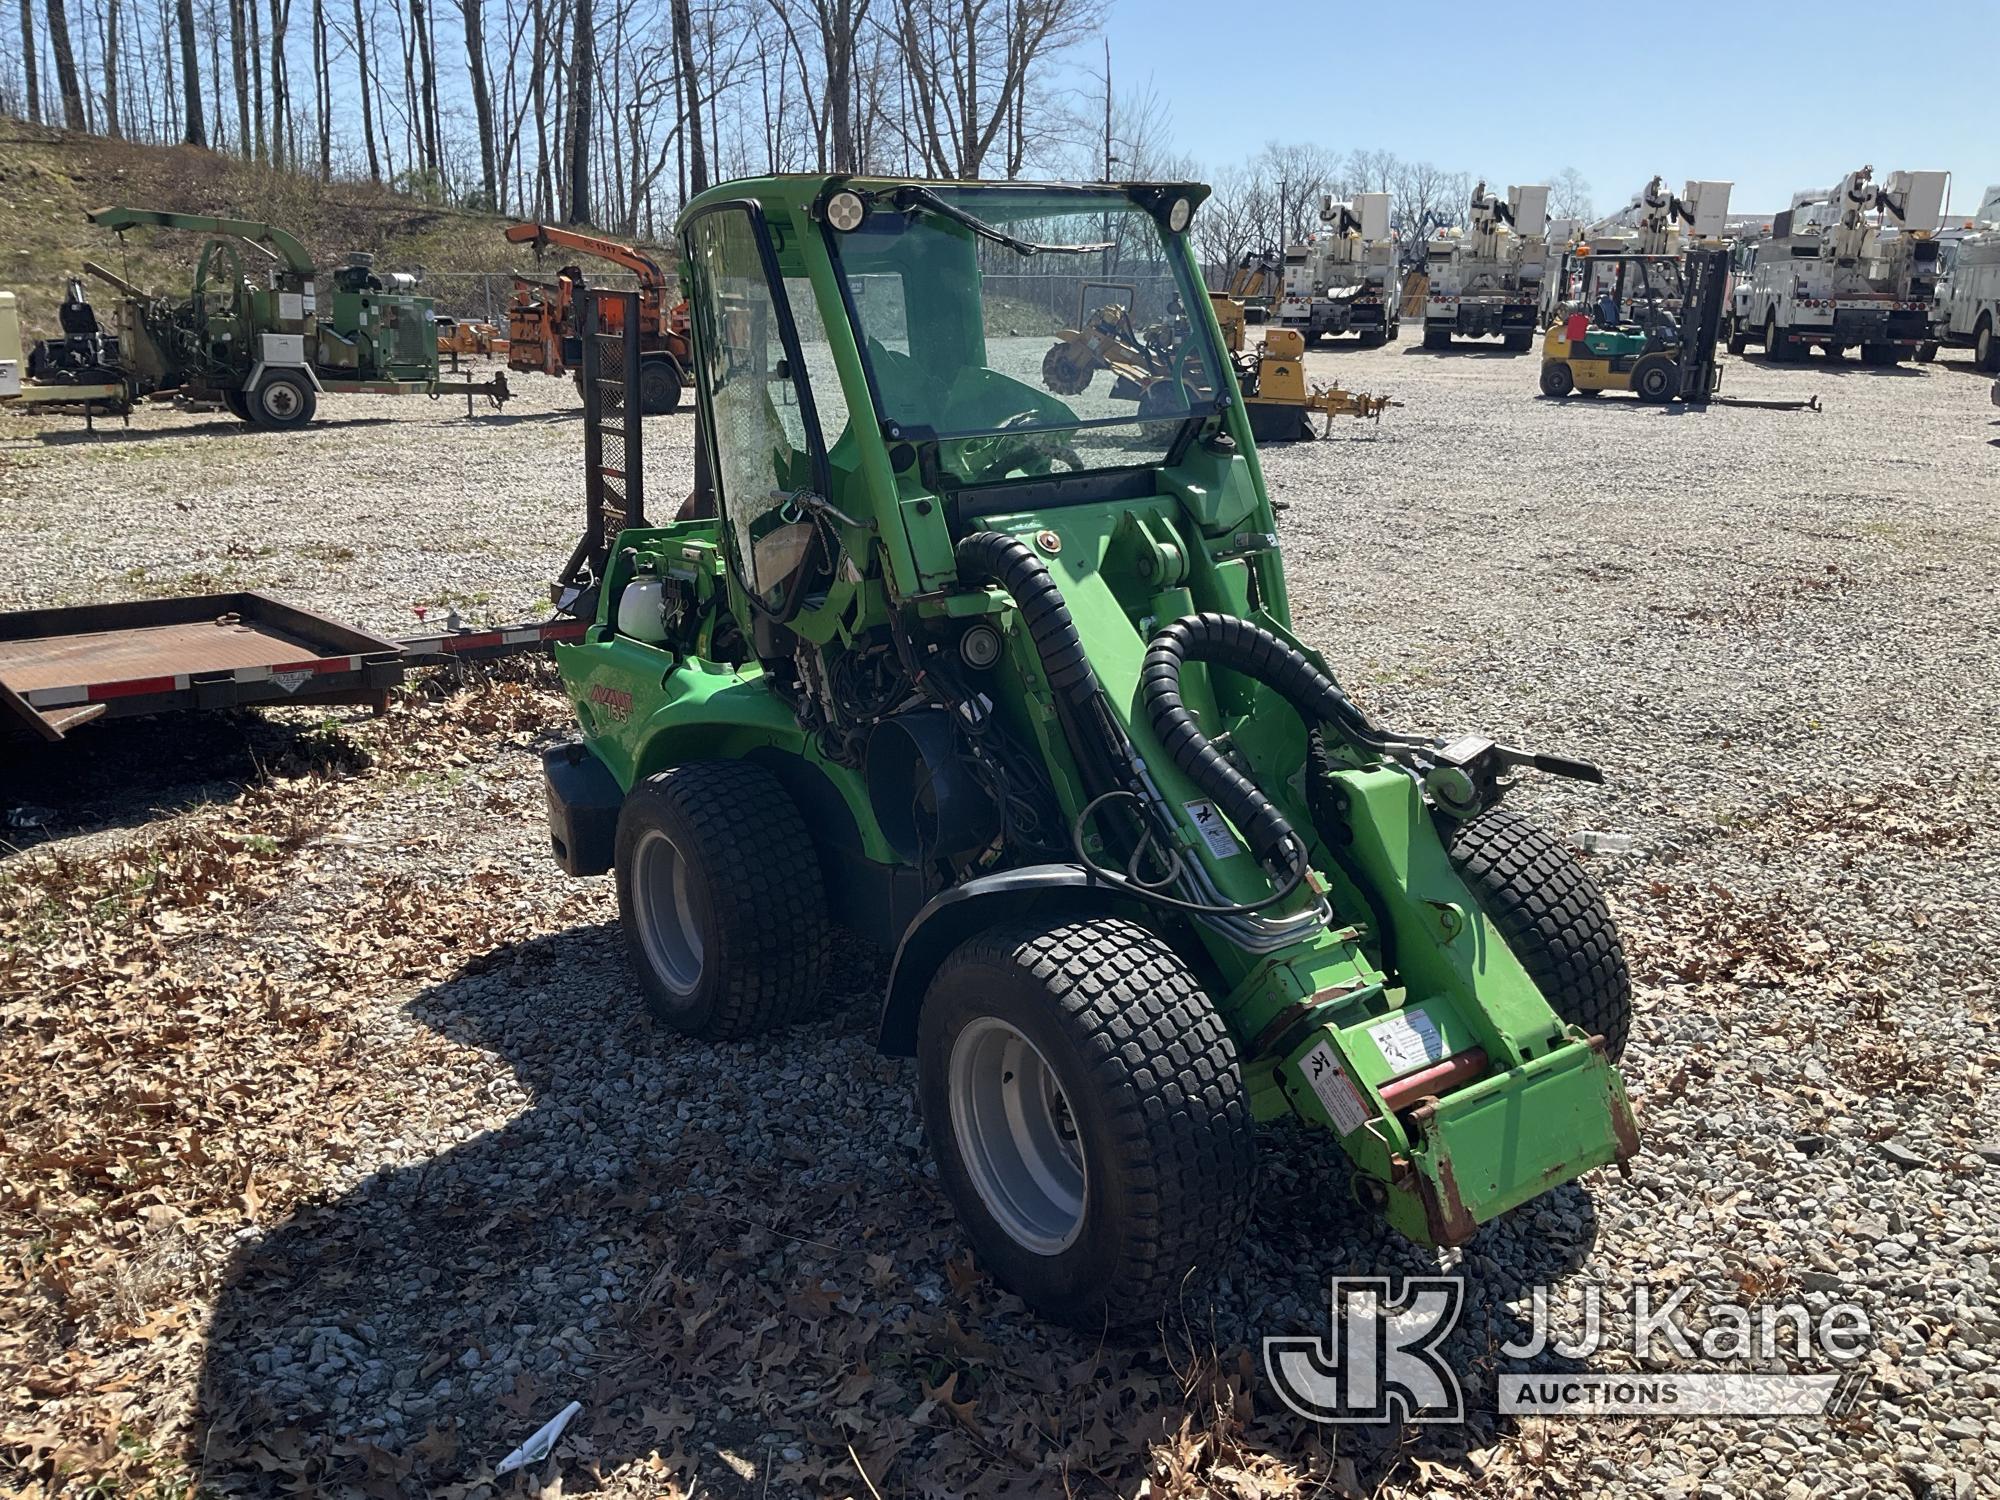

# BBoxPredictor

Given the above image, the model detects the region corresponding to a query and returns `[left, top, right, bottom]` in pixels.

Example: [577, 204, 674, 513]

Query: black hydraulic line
[954, 533, 1307, 917]
[1141, 612, 1399, 872]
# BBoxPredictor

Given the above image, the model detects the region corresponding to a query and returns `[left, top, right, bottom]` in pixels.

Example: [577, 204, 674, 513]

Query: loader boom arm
[86, 206, 316, 275]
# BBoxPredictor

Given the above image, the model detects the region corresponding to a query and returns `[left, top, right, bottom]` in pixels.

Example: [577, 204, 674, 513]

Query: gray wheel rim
[632, 827, 703, 994]
[262, 380, 303, 420]
[948, 1016, 1087, 1254]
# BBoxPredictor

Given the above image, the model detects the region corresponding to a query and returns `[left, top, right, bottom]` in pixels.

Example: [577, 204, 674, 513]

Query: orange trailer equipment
[502, 222, 690, 414]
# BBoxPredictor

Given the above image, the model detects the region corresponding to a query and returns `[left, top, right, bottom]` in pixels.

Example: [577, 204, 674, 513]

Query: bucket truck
[1933, 186, 2000, 371]
[1422, 182, 1550, 351]
[1729, 166, 1948, 365]
[1274, 193, 1401, 347]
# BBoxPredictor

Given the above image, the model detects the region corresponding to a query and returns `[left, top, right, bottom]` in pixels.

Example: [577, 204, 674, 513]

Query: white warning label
[1298, 1041, 1371, 1135]
[1182, 800, 1243, 859]
[1368, 1008, 1447, 1075]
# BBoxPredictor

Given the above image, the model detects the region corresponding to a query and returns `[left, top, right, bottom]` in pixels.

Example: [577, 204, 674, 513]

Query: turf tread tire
[1446, 808, 1633, 1061]
[918, 917, 1255, 1329]
[614, 760, 829, 1041]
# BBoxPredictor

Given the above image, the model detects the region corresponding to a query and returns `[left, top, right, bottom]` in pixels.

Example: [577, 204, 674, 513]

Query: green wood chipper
[4, 207, 507, 427]
[540, 176, 1639, 1328]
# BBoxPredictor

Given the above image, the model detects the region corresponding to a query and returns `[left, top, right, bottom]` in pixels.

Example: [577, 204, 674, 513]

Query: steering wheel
[954, 410, 1083, 482]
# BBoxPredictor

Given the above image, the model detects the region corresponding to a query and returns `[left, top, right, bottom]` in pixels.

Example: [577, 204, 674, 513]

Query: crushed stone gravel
[2, 340, 1997, 1498]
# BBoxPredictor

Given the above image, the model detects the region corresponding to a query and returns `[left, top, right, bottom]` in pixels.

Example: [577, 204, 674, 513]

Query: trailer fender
[246, 362, 325, 394]
[877, 864, 1115, 1056]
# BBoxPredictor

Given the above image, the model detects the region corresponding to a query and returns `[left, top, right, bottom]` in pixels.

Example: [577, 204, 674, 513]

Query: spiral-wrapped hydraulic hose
[954, 532, 1101, 706]
[1142, 612, 1391, 872]
[956, 535, 1310, 917]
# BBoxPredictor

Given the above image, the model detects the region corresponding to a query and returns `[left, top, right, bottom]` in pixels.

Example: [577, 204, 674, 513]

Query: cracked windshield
[829, 189, 1221, 481]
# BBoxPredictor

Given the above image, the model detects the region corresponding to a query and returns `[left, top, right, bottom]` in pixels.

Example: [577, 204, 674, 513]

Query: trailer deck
[0, 592, 584, 743]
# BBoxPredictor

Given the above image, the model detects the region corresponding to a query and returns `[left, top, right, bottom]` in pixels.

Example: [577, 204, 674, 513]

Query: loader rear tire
[917, 917, 1256, 1330]
[614, 760, 829, 1041]
[1446, 808, 1632, 1062]
[1539, 361, 1575, 398]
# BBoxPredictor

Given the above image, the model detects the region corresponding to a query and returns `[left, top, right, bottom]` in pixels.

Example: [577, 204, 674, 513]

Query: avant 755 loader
[541, 176, 1639, 1327]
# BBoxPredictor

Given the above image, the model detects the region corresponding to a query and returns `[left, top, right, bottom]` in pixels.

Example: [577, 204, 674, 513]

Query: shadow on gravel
[473, 410, 588, 427]
[23, 416, 402, 445]
[1756, 352, 1926, 377]
[193, 920, 905, 1497]
[191, 918, 1612, 1497]
[0, 709, 373, 857]
[1400, 344, 1528, 359]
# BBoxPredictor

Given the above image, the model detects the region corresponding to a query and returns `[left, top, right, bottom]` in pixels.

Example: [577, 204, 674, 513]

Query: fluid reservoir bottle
[616, 575, 669, 643]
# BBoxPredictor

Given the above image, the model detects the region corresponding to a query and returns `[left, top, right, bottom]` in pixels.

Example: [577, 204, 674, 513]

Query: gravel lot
[3, 338, 1998, 1499]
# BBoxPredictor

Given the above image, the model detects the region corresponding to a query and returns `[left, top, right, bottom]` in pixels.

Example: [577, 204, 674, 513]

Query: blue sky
[1099, 0, 2000, 217]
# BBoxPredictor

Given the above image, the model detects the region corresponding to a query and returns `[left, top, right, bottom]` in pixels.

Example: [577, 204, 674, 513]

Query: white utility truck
[1933, 185, 2000, 371]
[1421, 182, 1549, 351]
[1274, 193, 1400, 347]
[1728, 166, 1948, 365]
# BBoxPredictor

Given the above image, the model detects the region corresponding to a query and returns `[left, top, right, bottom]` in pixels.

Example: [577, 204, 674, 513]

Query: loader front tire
[1446, 808, 1633, 1062]
[917, 917, 1256, 1330]
[614, 760, 829, 1041]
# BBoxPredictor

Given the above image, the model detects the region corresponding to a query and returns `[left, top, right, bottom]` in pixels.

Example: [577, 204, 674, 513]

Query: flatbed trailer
[0, 591, 583, 743]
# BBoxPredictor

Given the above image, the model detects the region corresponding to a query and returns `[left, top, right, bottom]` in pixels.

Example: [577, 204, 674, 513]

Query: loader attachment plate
[1388, 1040, 1639, 1245]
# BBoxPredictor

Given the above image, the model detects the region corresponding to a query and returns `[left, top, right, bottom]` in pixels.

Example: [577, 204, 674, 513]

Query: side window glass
[783, 274, 850, 452]
[684, 207, 825, 614]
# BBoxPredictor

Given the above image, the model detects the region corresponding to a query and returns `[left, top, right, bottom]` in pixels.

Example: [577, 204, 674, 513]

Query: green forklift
[541, 177, 1639, 1328]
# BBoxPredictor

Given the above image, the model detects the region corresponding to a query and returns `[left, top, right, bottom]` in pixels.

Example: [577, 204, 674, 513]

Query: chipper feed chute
[540, 175, 1638, 1329]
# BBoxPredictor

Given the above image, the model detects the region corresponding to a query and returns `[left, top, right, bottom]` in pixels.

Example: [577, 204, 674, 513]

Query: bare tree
[669, 0, 704, 194]
[1548, 165, 1592, 222]
[310, 0, 329, 172]
[564, 0, 590, 219]
[1391, 157, 1463, 256]
[45, 0, 86, 126]
[887, 0, 1104, 180]
[454, 0, 497, 203]
[19, 0, 41, 121]
[99, 0, 120, 134]
[173, 0, 203, 140]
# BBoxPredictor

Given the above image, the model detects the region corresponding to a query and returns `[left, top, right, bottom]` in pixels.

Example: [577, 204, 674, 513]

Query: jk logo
[1265, 1276, 1465, 1424]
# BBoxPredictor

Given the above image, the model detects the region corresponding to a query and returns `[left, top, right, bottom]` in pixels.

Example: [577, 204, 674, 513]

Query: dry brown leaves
[0, 670, 1378, 1500]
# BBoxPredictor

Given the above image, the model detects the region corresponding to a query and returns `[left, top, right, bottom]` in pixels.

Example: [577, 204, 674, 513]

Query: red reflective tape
[441, 631, 505, 653]
[268, 657, 351, 675]
[91, 675, 178, 701]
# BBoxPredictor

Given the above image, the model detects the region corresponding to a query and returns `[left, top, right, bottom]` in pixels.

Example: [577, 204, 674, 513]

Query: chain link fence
[977, 270, 1186, 335]
[414, 270, 648, 325]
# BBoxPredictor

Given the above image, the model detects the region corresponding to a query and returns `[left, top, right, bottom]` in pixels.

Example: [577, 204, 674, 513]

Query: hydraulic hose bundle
[1140, 612, 1399, 875]
[953, 535, 1315, 917]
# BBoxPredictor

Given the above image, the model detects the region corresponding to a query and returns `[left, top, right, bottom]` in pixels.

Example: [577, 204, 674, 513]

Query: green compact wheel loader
[542, 176, 1639, 1329]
